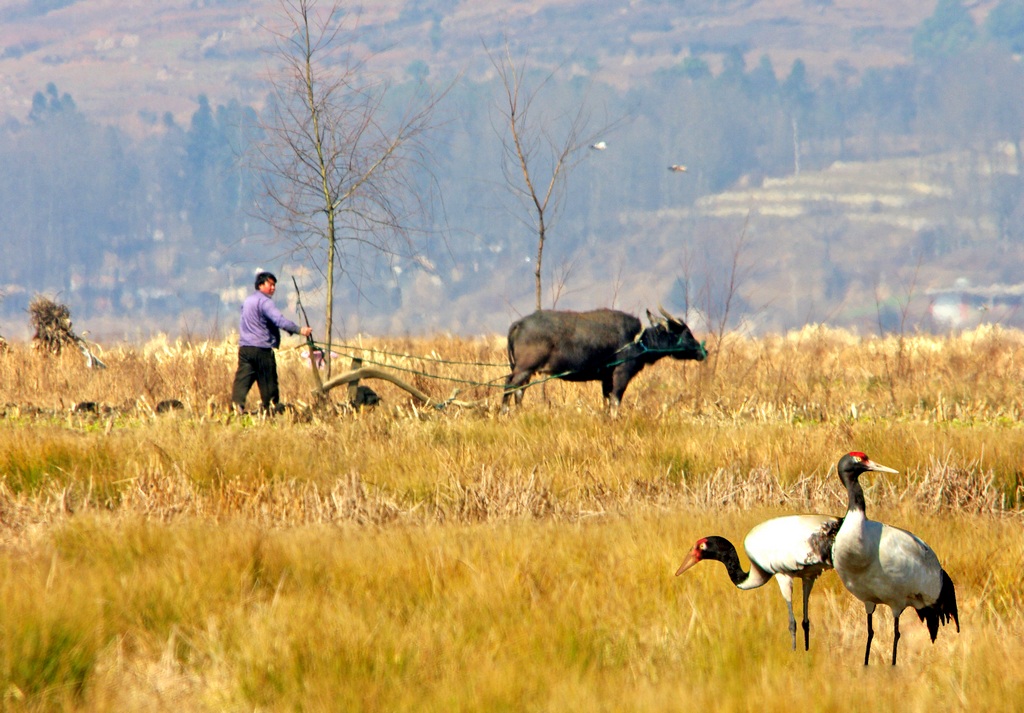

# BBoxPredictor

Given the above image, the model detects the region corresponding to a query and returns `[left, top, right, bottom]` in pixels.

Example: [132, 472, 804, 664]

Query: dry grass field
[0, 326, 1022, 711]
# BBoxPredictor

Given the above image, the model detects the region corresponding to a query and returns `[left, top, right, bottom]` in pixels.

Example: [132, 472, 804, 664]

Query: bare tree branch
[485, 40, 614, 311]
[252, 0, 450, 376]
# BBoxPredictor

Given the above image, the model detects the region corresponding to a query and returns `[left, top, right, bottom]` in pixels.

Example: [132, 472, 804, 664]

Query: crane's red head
[674, 538, 710, 576]
[675, 536, 734, 576]
[837, 452, 898, 485]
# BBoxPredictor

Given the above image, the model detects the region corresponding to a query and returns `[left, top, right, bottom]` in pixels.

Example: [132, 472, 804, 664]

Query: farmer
[231, 271, 313, 414]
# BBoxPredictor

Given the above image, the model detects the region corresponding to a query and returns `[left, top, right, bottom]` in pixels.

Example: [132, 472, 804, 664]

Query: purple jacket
[238, 291, 301, 349]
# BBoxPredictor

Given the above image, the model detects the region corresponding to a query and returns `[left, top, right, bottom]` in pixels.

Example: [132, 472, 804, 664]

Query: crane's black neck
[701, 536, 752, 587]
[837, 454, 878, 516]
[841, 473, 867, 515]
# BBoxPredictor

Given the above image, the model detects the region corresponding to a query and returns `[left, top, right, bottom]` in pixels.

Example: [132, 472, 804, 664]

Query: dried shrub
[29, 296, 79, 354]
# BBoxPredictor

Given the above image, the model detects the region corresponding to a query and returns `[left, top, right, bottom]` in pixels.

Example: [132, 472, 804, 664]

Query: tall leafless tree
[254, 0, 447, 376]
[487, 42, 609, 311]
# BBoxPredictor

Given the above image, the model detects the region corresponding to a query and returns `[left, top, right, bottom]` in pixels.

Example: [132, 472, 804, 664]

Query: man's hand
[300, 326, 313, 338]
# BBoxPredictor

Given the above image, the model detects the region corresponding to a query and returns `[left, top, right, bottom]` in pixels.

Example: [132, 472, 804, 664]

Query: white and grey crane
[832, 452, 960, 665]
[675, 514, 842, 651]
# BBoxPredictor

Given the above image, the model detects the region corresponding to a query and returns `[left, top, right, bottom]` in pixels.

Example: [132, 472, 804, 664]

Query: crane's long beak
[674, 549, 700, 577]
[864, 458, 898, 474]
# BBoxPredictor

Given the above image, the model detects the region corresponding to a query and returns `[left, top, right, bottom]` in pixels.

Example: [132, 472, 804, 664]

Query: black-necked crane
[675, 514, 842, 650]
[832, 452, 960, 665]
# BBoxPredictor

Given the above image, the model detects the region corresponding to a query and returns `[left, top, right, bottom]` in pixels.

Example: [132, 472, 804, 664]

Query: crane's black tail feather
[917, 569, 960, 642]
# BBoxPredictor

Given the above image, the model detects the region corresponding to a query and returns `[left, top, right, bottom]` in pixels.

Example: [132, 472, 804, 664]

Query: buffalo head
[641, 305, 707, 363]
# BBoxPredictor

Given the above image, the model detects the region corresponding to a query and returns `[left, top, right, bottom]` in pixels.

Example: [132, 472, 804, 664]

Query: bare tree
[254, 0, 447, 375]
[675, 215, 756, 386]
[487, 42, 609, 311]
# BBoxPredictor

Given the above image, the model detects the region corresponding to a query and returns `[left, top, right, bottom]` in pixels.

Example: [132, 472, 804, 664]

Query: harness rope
[306, 340, 507, 368]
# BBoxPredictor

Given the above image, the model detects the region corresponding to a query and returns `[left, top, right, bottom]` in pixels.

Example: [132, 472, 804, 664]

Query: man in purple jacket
[231, 271, 313, 414]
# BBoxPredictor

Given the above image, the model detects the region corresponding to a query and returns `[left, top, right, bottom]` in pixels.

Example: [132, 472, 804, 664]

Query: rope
[301, 340, 510, 392]
[350, 357, 509, 390]
[605, 341, 708, 369]
[307, 340, 507, 368]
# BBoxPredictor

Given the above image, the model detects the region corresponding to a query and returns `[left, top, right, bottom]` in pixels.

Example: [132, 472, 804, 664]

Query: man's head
[255, 271, 277, 295]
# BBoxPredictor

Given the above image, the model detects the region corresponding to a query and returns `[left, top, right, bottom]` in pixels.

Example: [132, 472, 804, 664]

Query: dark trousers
[232, 346, 279, 413]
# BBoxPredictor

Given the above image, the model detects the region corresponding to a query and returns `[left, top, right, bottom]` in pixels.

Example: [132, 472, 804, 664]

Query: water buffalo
[502, 306, 706, 414]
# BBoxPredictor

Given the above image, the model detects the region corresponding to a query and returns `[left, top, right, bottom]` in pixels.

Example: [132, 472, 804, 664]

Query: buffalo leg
[602, 375, 626, 417]
[610, 366, 637, 411]
[501, 371, 533, 413]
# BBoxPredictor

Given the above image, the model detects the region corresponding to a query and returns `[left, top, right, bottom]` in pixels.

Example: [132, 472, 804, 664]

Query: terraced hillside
[616, 149, 1024, 332]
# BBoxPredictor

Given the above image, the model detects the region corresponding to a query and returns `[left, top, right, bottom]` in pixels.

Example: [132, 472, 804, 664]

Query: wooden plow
[297, 348, 503, 411]
[288, 281, 502, 412]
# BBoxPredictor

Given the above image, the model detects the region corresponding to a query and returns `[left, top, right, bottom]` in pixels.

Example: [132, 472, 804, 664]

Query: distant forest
[4, 0, 1024, 338]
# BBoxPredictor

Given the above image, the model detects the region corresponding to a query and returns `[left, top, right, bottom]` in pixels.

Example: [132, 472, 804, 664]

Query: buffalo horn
[658, 304, 682, 326]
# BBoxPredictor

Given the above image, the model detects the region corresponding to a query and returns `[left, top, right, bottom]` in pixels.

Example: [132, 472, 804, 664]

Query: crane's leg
[801, 577, 816, 651]
[864, 604, 876, 666]
[891, 613, 901, 666]
[776, 575, 797, 650]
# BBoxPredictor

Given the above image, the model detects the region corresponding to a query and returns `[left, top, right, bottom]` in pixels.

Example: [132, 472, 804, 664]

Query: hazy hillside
[0, 0, 966, 134]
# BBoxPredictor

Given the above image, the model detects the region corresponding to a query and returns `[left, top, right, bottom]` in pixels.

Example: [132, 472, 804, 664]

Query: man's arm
[260, 299, 310, 337]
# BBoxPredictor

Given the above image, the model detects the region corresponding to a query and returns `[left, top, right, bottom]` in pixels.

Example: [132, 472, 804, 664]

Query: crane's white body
[834, 510, 943, 612]
[741, 514, 837, 588]
[831, 452, 959, 665]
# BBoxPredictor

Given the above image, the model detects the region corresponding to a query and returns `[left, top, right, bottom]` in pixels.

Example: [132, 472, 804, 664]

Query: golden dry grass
[0, 327, 1021, 710]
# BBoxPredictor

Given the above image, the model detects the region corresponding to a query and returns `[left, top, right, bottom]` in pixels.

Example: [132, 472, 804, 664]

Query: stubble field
[0, 326, 1022, 711]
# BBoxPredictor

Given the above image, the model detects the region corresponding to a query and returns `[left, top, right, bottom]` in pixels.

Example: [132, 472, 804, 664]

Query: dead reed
[0, 327, 1022, 710]
[0, 416, 1017, 543]
[1, 510, 1018, 711]
[2, 324, 1022, 419]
